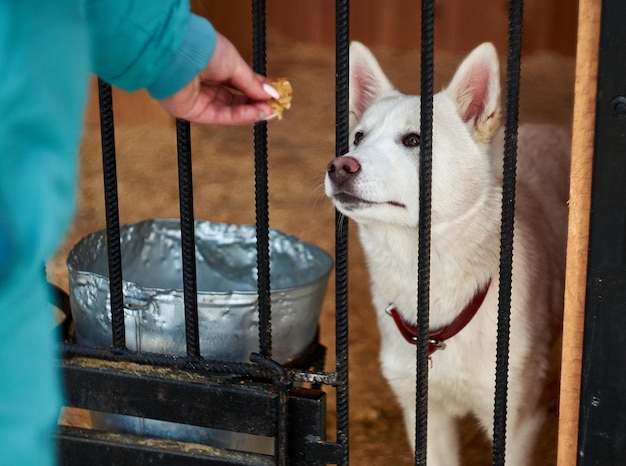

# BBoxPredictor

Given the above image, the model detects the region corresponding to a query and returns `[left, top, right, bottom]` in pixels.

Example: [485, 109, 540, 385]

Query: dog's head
[325, 42, 502, 228]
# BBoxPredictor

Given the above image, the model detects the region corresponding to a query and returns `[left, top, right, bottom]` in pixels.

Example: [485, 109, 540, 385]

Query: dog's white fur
[325, 42, 569, 464]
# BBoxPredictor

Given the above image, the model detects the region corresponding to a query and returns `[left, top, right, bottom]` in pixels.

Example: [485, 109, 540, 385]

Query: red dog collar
[387, 279, 491, 356]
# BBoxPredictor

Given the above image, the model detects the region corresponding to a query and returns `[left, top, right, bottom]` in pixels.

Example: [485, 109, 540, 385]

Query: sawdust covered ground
[50, 35, 574, 465]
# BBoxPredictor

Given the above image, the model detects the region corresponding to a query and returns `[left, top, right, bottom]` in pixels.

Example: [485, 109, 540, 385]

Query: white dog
[325, 42, 569, 465]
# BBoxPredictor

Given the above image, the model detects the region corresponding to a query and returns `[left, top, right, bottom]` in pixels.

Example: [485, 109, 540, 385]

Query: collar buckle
[429, 338, 446, 351]
[387, 278, 491, 358]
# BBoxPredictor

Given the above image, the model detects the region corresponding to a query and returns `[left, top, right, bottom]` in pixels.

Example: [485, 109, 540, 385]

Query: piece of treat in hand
[266, 78, 292, 120]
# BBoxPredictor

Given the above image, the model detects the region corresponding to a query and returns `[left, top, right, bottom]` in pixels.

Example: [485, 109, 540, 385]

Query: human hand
[158, 32, 279, 125]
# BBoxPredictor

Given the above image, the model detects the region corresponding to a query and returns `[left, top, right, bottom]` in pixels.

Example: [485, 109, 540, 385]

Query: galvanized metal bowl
[67, 219, 333, 452]
[67, 218, 333, 364]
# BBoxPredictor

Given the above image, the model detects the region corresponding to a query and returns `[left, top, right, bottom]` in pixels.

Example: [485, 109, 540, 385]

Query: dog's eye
[353, 131, 364, 146]
[402, 133, 420, 147]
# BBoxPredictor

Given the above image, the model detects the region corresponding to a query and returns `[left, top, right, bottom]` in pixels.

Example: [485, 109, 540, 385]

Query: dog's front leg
[473, 395, 546, 466]
[503, 406, 546, 466]
[397, 393, 460, 464]
[426, 399, 461, 466]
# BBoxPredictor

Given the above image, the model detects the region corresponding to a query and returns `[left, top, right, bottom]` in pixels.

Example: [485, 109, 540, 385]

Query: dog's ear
[349, 42, 395, 129]
[444, 42, 501, 143]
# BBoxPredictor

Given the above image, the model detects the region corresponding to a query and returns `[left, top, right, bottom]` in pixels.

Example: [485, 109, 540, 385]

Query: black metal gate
[577, 0, 626, 463]
[57, 1, 350, 465]
[53, 0, 626, 465]
[52, 0, 528, 464]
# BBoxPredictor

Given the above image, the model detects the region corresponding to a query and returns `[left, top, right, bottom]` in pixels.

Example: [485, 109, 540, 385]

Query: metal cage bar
[416, 0, 435, 463]
[252, 0, 273, 360]
[493, 0, 524, 464]
[334, 1, 351, 465]
[250, 2, 292, 463]
[98, 78, 126, 350]
[176, 117, 202, 360]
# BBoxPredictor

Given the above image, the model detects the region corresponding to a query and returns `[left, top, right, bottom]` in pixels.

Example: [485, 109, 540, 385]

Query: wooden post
[556, 0, 601, 464]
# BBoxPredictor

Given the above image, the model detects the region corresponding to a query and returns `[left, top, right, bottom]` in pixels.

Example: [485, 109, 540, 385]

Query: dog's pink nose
[327, 156, 361, 186]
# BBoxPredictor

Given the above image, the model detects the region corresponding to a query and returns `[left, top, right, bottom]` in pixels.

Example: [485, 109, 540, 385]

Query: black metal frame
[52, 0, 548, 465]
[57, 354, 338, 465]
[577, 0, 626, 463]
[57, 1, 350, 465]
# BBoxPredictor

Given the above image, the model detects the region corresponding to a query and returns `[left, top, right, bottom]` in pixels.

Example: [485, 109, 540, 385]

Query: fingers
[219, 83, 280, 124]
[185, 88, 278, 125]
[159, 31, 283, 125]
[192, 103, 277, 126]
[201, 87, 278, 125]
[230, 70, 277, 102]
[211, 100, 278, 126]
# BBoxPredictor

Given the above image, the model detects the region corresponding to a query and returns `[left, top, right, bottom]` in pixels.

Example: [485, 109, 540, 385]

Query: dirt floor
[49, 35, 575, 465]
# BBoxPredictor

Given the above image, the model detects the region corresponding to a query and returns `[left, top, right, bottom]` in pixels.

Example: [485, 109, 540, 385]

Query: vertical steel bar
[176, 118, 201, 360]
[252, 0, 272, 360]
[335, 0, 350, 464]
[98, 78, 126, 350]
[252, 2, 286, 464]
[416, 1, 435, 464]
[493, 0, 524, 464]
[274, 380, 289, 466]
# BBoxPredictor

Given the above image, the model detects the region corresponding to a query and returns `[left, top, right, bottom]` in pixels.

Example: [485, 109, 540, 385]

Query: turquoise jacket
[0, 1, 215, 464]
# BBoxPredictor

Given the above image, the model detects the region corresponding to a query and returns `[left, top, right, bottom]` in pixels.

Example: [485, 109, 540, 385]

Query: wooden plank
[556, 0, 601, 464]
[265, 0, 577, 56]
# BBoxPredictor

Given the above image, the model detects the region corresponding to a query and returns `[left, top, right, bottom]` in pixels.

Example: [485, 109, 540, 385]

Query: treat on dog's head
[266, 78, 292, 120]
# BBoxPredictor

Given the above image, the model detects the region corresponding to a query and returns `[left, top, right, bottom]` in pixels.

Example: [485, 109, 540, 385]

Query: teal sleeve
[1, 3, 89, 465]
[0, 2, 217, 465]
[86, 0, 217, 99]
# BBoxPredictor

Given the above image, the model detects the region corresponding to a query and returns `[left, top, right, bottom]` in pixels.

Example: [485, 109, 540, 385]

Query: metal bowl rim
[67, 218, 334, 295]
